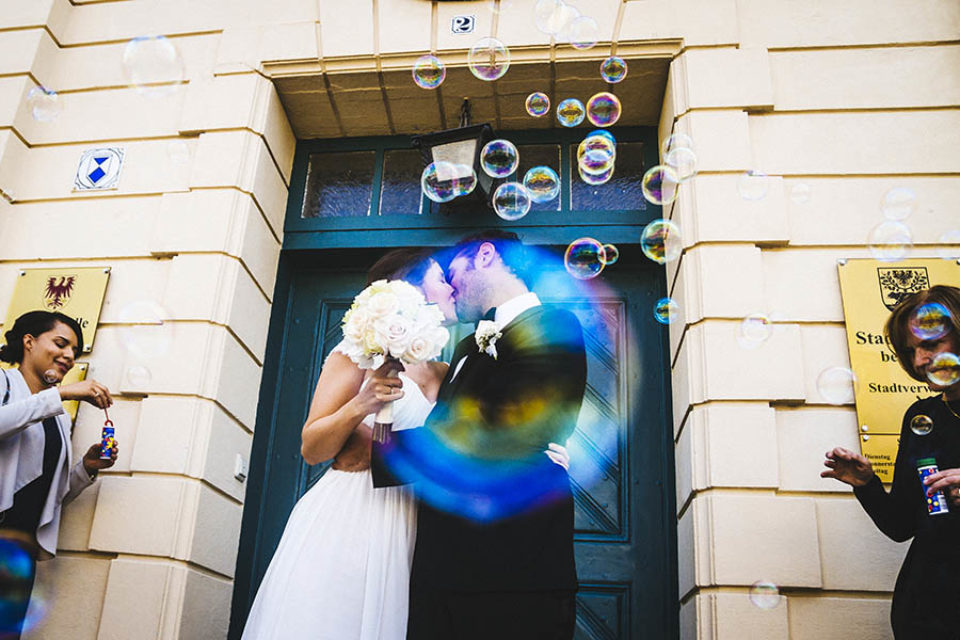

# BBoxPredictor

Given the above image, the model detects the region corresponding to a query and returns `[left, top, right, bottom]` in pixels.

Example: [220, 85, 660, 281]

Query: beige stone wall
[0, 0, 956, 638]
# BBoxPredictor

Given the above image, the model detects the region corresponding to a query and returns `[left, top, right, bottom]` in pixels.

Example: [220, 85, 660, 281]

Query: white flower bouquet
[340, 279, 449, 442]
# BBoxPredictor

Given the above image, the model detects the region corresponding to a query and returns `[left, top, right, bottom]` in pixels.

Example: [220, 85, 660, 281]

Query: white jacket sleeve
[64, 460, 96, 505]
[0, 384, 65, 441]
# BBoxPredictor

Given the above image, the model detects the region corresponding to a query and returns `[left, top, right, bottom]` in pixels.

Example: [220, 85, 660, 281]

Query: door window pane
[570, 142, 648, 212]
[302, 151, 376, 218]
[516, 144, 561, 212]
[379, 149, 424, 216]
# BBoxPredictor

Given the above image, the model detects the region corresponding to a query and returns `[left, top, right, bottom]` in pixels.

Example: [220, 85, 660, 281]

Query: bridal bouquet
[340, 279, 449, 441]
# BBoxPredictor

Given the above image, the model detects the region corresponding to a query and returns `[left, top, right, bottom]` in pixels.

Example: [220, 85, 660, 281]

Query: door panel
[231, 252, 676, 640]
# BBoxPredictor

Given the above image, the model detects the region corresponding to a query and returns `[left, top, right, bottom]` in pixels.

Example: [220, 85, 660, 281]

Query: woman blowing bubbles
[0, 311, 118, 639]
[822, 285, 960, 637]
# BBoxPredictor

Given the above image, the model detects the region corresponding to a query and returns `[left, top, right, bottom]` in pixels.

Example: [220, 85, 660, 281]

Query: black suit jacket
[373, 304, 587, 592]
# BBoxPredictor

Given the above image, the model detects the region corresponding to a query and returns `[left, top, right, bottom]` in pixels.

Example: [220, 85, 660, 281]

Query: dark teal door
[230, 247, 677, 639]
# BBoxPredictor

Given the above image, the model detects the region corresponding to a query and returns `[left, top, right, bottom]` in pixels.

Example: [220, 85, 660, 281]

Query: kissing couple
[241, 230, 588, 640]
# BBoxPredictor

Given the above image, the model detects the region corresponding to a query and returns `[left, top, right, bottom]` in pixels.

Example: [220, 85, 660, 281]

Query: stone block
[676, 173, 789, 246]
[377, 0, 433, 54]
[776, 407, 860, 493]
[621, 0, 739, 47]
[22, 555, 110, 640]
[798, 324, 854, 405]
[319, 0, 374, 58]
[815, 498, 908, 592]
[679, 110, 753, 173]
[787, 595, 894, 640]
[762, 249, 847, 323]
[681, 47, 774, 111]
[98, 558, 183, 639]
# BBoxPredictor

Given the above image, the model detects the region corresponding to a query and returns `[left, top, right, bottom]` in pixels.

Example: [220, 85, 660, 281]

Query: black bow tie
[475, 307, 496, 330]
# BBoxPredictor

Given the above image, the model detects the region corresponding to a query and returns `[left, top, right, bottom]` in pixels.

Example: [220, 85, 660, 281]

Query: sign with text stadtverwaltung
[837, 258, 960, 482]
[2, 267, 111, 353]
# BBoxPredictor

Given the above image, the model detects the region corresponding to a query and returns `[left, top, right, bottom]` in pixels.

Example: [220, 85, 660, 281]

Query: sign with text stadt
[838, 258, 960, 482]
[2, 267, 111, 353]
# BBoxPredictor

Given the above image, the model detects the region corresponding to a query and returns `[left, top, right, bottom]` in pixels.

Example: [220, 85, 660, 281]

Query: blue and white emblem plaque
[75, 148, 124, 190]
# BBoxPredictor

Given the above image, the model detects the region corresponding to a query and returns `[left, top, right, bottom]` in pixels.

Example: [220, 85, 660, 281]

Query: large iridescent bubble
[525, 92, 551, 117]
[640, 219, 682, 264]
[412, 55, 445, 89]
[422, 161, 460, 203]
[577, 135, 616, 175]
[468, 37, 510, 81]
[927, 352, 960, 387]
[641, 165, 681, 206]
[556, 98, 585, 127]
[600, 56, 627, 83]
[523, 166, 561, 203]
[481, 139, 519, 178]
[122, 35, 186, 96]
[492, 182, 532, 220]
[910, 303, 951, 341]
[586, 92, 621, 127]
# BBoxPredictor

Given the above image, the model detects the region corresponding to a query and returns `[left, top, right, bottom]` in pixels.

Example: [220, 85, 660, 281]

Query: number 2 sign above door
[451, 15, 475, 34]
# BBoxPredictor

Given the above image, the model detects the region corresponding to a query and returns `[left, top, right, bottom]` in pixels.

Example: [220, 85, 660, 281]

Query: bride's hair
[366, 248, 435, 287]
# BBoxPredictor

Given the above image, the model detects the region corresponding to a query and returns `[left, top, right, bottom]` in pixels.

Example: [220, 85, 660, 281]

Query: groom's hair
[447, 230, 531, 284]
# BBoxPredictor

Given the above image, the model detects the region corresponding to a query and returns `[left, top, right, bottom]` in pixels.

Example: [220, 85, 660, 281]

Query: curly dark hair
[0, 310, 84, 364]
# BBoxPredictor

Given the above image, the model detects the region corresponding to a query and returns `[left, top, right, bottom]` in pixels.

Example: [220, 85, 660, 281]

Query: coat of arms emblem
[43, 275, 77, 310]
[877, 267, 929, 311]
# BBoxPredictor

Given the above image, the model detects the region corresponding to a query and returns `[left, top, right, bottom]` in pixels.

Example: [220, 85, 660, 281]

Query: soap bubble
[738, 170, 769, 201]
[564, 238, 606, 280]
[26, 86, 62, 122]
[117, 300, 173, 359]
[412, 54, 446, 89]
[488, 0, 514, 14]
[492, 182, 531, 221]
[662, 133, 694, 157]
[556, 98, 585, 127]
[587, 129, 616, 146]
[910, 414, 933, 436]
[454, 166, 478, 197]
[125, 365, 153, 386]
[468, 37, 510, 81]
[586, 92, 621, 127]
[868, 221, 912, 262]
[523, 166, 560, 203]
[737, 314, 772, 350]
[421, 161, 460, 203]
[600, 56, 627, 83]
[122, 35, 186, 96]
[567, 15, 599, 50]
[789, 183, 812, 204]
[641, 165, 681, 206]
[640, 219, 682, 264]
[665, 147, 697, 182]
[927, 352, 960, 387]
[654, 297, 680, 325]
[816, 367, 858, 405]
[167, 140, 191, 165]
[42, 369, 60, 385]
[749, 581, 782, 610]
[601, 244, 619, 265]
[880, 187, 916, 221]
[525, 92, 551, 117]
[910, 303, 951, 341]
[534, 0, 565, 34]
[578, 164, 613, 185]
[577, 135, 616, 175]
[481, 139, 519, 178]
[938, 230, 960, 260]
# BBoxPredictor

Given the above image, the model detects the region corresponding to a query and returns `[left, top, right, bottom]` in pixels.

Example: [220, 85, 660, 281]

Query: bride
[241, 248, 568, 639]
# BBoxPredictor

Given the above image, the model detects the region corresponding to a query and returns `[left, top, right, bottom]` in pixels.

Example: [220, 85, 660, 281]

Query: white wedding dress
[241, 370, 435, 640]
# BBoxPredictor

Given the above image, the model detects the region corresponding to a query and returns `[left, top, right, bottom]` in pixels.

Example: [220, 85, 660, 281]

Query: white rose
[368, 291, 400, 318]
[403, 336, 434, 363]
[374, 314, 414, 357]
[342, 306, 369, 344]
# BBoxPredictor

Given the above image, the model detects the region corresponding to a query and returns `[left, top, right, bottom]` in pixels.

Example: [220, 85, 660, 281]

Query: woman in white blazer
[0, 310, 118, 639]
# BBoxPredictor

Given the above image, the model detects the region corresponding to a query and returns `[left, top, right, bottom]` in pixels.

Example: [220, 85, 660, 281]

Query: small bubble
[910, 414, 933, 436]
[737, 314, 772, 350]
[738, 170, 769, 201]
[749, 581, 781, 610]
[601, 244, 619, 265]
[480, 139, 519, 179]
[653, 297, 680, 325]
[816, 367, 858, 405]
[641, 165, 681, 206]
[936, 230, 960, 260]
[578, 164, 613, 186]
[665, 147, 697, 182]
[26, 86, 62, 122]
[412, 55, 446, 89]
[880, 187, 916, 221]
[492, 182, 531, 221]
[640, 219, 682, 265]
[600, 56, 627, 83]
[117, 300, 173, 359]
[42, 369, 60, 385]
[556, 98, 585, 127]
[567, 15, 599, 50]
[564, 238, 605, 280]
[422, 161, 459, 203]
[523, 166, 560, 203]
[868, 221, 913, 262]
[122, 35, 186, 97]
[525, 92, 551, 117]
[585, 92, 621, 128]
[927, 352, 960, 387]
[125, 365, 153, 386]
[661, 133, 694, 158]
[468, 37, 510, 81]
[910, 303, 951, 341]
[577, 134, 616, 175]
[789, 183, 812, 204]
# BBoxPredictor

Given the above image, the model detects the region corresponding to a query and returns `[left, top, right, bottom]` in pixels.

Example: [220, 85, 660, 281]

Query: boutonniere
[475, 320, 502, 360]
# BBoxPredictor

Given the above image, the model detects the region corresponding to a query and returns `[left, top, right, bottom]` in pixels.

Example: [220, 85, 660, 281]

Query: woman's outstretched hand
[59, 379, 113, 409]
[923, 467, 960, 507]
[821, 447, 875, 487]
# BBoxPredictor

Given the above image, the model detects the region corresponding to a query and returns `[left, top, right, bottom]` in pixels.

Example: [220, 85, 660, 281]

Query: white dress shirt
[449, 292, 542, 381]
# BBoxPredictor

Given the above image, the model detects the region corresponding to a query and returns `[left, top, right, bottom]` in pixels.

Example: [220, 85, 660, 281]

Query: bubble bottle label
[100, 420, 116, 460]
[917, 457, 949, 516]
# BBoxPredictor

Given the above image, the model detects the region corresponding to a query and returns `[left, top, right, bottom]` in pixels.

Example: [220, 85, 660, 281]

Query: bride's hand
[351, 362, 405, 416]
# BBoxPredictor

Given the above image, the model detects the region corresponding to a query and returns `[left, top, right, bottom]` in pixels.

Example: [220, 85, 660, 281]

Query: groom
[374, 230, 587, 639]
